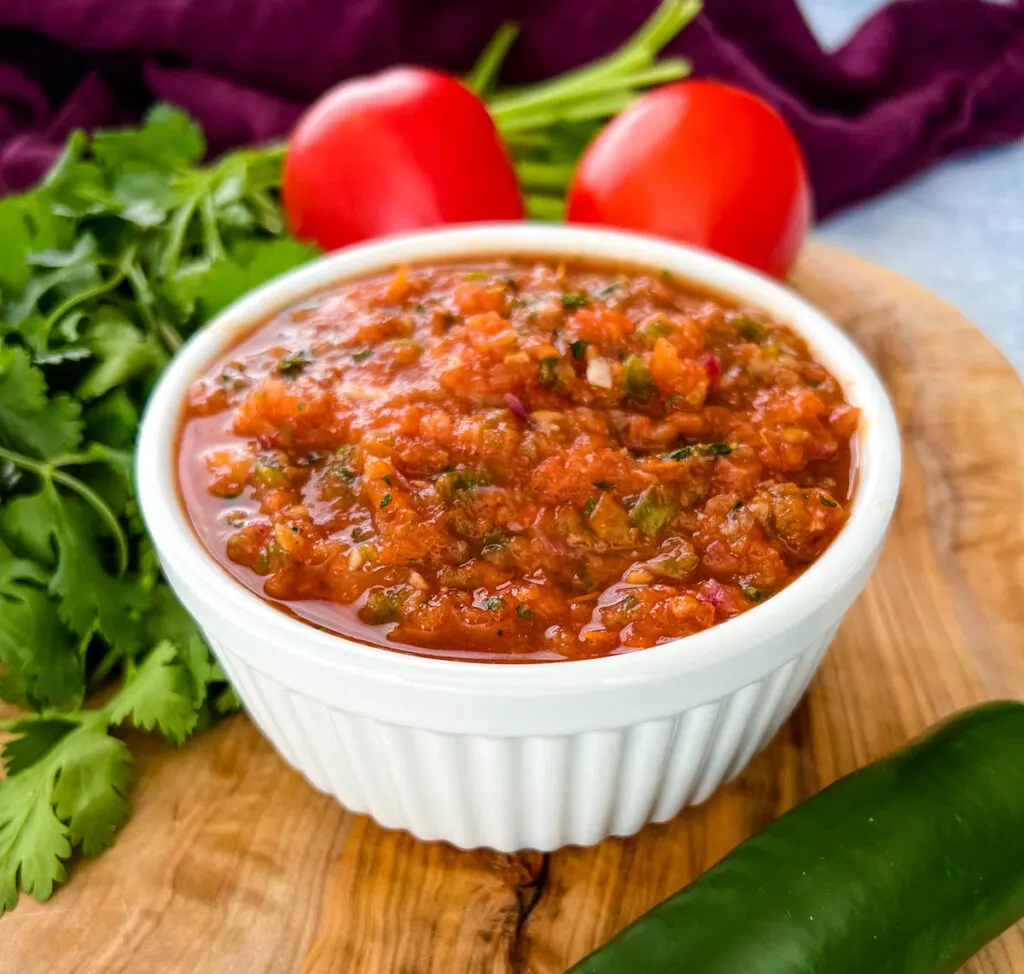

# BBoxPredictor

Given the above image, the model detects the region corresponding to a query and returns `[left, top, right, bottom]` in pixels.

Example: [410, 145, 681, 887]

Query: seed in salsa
[178, 259, 859, 662]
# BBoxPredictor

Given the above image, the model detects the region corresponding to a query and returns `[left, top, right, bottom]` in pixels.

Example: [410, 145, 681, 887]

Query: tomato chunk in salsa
[179, 259, 859, 662]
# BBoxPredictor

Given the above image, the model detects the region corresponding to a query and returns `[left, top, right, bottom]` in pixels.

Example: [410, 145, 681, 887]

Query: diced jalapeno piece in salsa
[624, 356, 654, 401]
[537, 357, 560, 388]
[570, 339, 590, 360]
[629, 487, 677, 537]
[276, 350, 310, 376]
[437, 467, 492, 501]
[252, 459, 288, 488]
[736, 316, 769, 342]
[362, 588, 402, 625]
[561, 292, 589, 309]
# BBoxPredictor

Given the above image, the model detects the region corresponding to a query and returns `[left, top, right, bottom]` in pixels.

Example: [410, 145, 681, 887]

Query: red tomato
[567, 81, 812, 278]
[284, 68, 524, 250]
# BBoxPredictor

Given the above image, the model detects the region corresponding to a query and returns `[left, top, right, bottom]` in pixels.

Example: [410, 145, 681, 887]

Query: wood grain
[2, 244, 1022, 973]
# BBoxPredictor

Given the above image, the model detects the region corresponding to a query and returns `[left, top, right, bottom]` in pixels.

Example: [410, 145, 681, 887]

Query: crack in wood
[509, 853, 550, 972]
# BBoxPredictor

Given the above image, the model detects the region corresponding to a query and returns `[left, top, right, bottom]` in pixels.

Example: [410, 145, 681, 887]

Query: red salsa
[179, 259, 859, 662]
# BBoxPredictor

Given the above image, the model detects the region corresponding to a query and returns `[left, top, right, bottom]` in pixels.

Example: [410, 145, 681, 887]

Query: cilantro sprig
[0, 106, 317, 912]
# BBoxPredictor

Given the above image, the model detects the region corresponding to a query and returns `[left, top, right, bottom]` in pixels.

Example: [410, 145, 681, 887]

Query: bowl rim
[136, 223, 901, 694]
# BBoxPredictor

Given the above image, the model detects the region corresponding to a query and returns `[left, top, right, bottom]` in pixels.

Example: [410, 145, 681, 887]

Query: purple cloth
[1, 0, 1023, 216]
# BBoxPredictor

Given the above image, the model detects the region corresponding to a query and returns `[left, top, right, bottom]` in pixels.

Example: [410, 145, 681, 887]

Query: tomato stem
[525, 194, 566, 221]
[487, 0, 698, 124]
[465, 22, 520, 97]
[516, 161, 578, 191]
[480, 0, 701, 203]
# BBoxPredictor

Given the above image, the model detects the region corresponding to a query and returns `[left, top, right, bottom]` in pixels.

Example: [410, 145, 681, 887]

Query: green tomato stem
[486, 0, 698, 123]
[526, 194, 566, 221]
[497, 92, 636, 134]
[487, 47, 649, 119]
[492, 59, 690, 132]
[500, 130, 552, 149]
[633, 0, 701, 52]
[515, 160, 578, 191]
[465, 22, 520, 96]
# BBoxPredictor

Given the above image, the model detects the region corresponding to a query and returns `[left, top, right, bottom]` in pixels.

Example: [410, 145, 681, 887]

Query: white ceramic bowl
[138, 224, 901, 851]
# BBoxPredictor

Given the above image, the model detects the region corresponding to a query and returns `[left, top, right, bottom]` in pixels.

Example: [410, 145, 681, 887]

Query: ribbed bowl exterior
[204, 628, 832, 851]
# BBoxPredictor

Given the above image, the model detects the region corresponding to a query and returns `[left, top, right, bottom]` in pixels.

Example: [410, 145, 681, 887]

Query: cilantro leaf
[51, 725, 132, 856]
[143, 582, 201, 648]
[213, 682, 242, 715]
[0, 538, 47, 589]
[92, 105, 205, 172]
[1, 717, 78, 776]
[67, 442, 135, 497]
[29, 233, 100, 270]
[111, 169, 181, 228]
[0, 770, 70, 911]
[142, 584, 218, 705]
[195, 238, 319, 320]
[0, 715, 131, 912]
[5, 484, 139, 654]
[0, 346, 83, 458]
[176, 633, 216, 705]
[0, 108, 300, 912]
[76, 312, 164, 400]
[2, 490, 59, 565]
[107, 641, 200, 744]
[0, 198, 34, 294]
[84, 389, 139, 449]
[0, 581, 83, 710]
[11, 235, 103, 330]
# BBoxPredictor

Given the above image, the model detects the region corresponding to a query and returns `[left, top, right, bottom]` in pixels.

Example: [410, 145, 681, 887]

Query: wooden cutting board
[2, 243, 1023, 973]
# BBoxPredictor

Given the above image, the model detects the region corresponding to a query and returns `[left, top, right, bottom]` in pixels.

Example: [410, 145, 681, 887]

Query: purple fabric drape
[1, 0, 1022, 216]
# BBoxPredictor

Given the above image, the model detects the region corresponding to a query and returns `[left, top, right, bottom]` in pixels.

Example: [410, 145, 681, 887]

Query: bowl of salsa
[138, 224, 901, 850]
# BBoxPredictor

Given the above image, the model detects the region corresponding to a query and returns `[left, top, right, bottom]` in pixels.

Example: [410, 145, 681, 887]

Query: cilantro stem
[158, 194, 199, 278]
[46, 449, 123, 470]
[123, 258, 183, 353]
[200, 194, 227, 263]
[90, 643, 124, 689]
[0, 705, 106, 733]
[250, 189, 284, 235]
[0, 446, 46, 476]
[42, 266, 126, 334]
[48, 471, 130, 577]
[0, 445, 130, 577]
[123, 259, 155, 329]
[155, 318, 184, 353]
